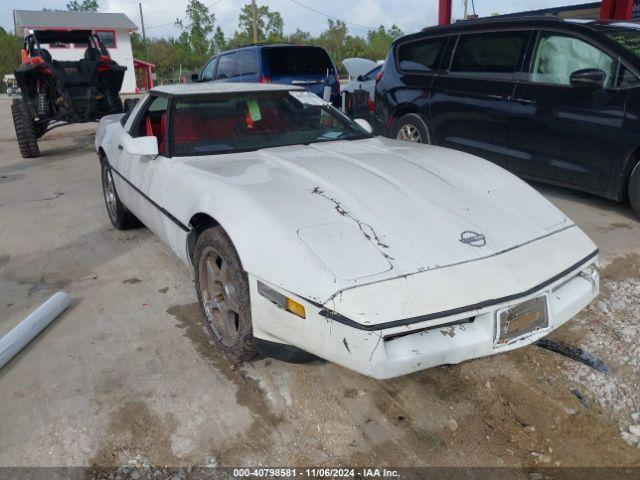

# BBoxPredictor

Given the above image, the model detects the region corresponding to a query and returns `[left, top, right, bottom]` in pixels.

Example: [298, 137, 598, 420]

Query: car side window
[529, 32, 616, 87]
[450, 31, 529, 79]
[201, 57, 218, 81]
[237, 50, 259, 77]
[362, 65, 381, 81]
[216, 53, 237, 80]
[397, 37, 446, 73]
[618, 63, 640, 88]
[130, 96, 169, 154]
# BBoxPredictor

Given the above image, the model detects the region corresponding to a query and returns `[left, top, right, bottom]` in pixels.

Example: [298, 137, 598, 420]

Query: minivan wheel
[629, 161, 640, 218]
[392, 114, 431, 144]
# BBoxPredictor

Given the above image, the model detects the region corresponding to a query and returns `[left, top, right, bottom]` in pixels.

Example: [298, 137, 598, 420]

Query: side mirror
[354, 118, 373, 134]
[124, 136, 158, 156]
[191, 73, 199, 82]
[356, 74, 364, 82]
[570, 68, 606, 89]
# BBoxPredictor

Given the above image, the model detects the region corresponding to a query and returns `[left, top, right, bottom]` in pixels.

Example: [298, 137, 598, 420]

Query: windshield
[603, 28, 640, 57]
[171, 91, 372, 156]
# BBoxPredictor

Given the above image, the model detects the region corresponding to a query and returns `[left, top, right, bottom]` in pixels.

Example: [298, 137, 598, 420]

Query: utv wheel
[11, 99, 40, 158]
[195, 226, 258, 362]
[392, 113, 431, 144]
[101, 161, 141, 229]
[629, 161, 640, 218]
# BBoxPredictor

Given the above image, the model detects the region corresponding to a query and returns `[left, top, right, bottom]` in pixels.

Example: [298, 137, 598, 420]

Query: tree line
[1, 0, 405, 90]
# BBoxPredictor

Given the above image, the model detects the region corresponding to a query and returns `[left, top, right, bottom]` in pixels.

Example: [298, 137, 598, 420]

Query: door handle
[488, 94, 510, 101]
[515, 97, 536, 105]
[117, 144, 124, 152]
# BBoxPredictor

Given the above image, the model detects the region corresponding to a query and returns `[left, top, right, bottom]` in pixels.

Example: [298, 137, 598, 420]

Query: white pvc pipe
[0, 292, 71, 370]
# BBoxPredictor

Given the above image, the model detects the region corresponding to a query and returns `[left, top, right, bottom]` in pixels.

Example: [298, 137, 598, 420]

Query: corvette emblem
[459, 231, 486, 247]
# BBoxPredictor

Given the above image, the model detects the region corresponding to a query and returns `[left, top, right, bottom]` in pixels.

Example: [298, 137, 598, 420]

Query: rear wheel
[195, 226, 258, 362]
[392, 113, 431, 144]
[11, 98, 40, 158]
[101, 161, 141, 229]
[629, 161, 640, 218]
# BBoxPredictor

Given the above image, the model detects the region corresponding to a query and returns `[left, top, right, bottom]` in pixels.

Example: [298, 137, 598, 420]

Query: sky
[2, 0, 595, 39]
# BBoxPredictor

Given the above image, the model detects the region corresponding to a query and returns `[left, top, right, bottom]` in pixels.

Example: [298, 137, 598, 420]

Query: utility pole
[463, 0, 468, 20]
[251, 0, 258, 43]
[139, 2, 149, 61]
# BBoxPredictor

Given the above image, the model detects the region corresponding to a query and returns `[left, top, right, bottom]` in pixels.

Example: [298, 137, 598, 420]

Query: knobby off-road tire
[629, 161, 640, 218]
[195, 226, 258, 362]
[100, 161, 141, 229]
[392, 113, 432, 144]
[11, 99, 40, 158]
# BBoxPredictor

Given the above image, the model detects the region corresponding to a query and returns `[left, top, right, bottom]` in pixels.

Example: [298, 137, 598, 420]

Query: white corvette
[95, 83, 599, 379]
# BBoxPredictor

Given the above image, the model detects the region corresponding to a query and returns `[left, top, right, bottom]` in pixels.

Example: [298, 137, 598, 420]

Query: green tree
[0, 30, 22, 91]
[285, 28, 312, 44]
[66, 0, 99, 12]
[236, 2, 284, 44]
[366, 25, 403, 60]
[316, 19, 348, 65]
[213, 25, 226, 53]
[175, 0, 216, 68]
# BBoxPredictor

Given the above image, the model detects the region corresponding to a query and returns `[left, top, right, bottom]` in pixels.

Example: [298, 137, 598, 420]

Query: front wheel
[100, 161, 141, 229]
[629, 161, 640, 218]
[195, 226, 258, 362]
[391, 113, 431, 144]
[11, 98, 40, 158]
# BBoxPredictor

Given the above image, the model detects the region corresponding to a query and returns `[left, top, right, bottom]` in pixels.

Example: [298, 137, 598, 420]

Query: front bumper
[250, 228, 599, 379]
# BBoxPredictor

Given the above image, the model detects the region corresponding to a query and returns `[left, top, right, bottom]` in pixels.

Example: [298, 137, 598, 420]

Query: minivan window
[450, 31, 528, 78]
[216, 53, 237, 79]
[397, 37, 446, 72]
[529, 32, 616, 87]
[237, 50, 259, 76]
[201, 57, 217, 81]
[265, 47, 333, 76]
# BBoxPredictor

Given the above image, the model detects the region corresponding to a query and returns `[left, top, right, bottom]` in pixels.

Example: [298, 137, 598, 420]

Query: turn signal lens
[257, 281, 306, 319]
[286, 298, 306, 319]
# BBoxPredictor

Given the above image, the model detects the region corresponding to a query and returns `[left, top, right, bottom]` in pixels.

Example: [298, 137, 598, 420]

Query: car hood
[342, 58, 379, 79]
[179, 137, 570, 298]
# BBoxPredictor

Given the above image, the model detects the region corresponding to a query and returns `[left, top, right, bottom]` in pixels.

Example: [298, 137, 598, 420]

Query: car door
[234, 50, 260, 82]
[214, 52, 238, 82]
[508, 30, 628, 191]
[199, 55, 218, 82]
[115, 95, 169, 236]
[430, 29, 532, 168]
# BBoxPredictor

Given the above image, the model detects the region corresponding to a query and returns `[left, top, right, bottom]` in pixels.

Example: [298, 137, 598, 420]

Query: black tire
[11, 99, 40, 158]
[391, 113, 432, 144]
[194, 226, 258, 362]
[629, 161, 640, 218]
[100, 160, 141, 229]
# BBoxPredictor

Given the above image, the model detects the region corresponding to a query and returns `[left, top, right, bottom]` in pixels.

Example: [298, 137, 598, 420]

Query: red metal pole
[438, 0, 452, 25]
[600, 0, 633, 19]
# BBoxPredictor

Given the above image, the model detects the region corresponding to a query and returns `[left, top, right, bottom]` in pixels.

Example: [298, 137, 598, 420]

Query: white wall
[31, 28, 137, 93]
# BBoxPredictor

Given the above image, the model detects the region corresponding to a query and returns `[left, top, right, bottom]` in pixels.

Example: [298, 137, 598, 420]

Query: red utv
[12, 30, 126, 158]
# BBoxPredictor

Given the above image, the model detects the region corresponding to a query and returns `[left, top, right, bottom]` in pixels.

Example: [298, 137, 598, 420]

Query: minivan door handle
[514, 97, 536, 105]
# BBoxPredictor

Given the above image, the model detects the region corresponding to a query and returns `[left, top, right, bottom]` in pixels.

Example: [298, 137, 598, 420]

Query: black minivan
[374, 17, 640, 216]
